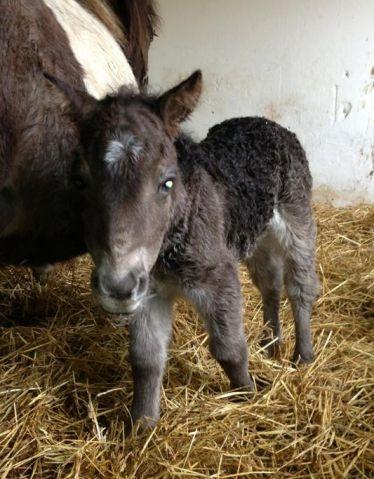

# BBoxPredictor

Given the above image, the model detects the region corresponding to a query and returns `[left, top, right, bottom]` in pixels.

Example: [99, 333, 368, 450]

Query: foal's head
[49, 71, 202, 314]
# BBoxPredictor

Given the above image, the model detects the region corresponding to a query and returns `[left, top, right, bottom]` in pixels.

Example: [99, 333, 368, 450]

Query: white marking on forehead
[105, 135, 143, 164]
[43, 0, 138, 99]
[105, 140, 125, 164]
[122, 134, 143, 158]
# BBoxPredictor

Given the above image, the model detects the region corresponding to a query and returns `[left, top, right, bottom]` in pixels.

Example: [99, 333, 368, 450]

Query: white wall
[149, 0, 374, 205]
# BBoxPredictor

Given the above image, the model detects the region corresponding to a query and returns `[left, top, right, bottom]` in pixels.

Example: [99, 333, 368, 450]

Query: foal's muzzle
[91, 268, 148, 314]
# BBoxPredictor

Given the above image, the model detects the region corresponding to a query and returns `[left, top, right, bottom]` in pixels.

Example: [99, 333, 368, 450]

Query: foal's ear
[156, 70, 202, 136]
[44, 73, 98, 123]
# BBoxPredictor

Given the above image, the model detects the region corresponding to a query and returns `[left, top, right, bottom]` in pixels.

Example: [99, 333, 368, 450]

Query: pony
[49, 70, 318, 429]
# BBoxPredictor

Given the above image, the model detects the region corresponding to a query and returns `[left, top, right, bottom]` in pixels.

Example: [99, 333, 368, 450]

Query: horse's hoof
[126, 414, 158, 436]
[32, 264, 54, 284]
[229, 379, 255, 402]
[292, 349, 315, 365]
[260, 337, 282, 359]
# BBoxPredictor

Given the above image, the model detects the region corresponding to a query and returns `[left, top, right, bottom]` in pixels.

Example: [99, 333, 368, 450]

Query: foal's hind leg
[282, 208, 318, 364]
[246, 234, 284, 358]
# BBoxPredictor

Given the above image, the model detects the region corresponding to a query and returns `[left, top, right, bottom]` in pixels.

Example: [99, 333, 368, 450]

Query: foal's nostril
[97, 272, 134, 301]
[108, 287, 132, 301]
[137, 273, 148, 297]
[109, 272, 137, 301]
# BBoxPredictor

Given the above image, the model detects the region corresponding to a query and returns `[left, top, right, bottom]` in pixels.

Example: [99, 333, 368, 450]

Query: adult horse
[0, 0, 158, 267]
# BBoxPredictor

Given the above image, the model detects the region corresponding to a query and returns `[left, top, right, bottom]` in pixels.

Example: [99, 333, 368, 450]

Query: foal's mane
[79, 0, 159, 87]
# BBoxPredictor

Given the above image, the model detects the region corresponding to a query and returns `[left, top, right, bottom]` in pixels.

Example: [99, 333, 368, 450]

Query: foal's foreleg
[187, 258, 253, 391]
[129, 294, 173, 429]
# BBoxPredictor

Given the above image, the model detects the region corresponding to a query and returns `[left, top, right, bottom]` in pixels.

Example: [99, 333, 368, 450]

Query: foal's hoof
[229, 380, 255, 402]
[126, 415, 158, 436]
[292, 349, 315, 365]
[260, 337, 282, 359]
[32, 264, 54, 284]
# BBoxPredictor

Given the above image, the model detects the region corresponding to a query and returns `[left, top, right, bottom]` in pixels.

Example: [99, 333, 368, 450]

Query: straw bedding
[0, 205, 373, 478]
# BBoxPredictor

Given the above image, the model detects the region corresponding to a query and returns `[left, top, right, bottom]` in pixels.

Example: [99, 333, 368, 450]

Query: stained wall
[149, 0, 374, 204]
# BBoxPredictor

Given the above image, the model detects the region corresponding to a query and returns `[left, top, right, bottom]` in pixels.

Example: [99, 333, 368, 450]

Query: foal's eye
[159, 179, 174, 195]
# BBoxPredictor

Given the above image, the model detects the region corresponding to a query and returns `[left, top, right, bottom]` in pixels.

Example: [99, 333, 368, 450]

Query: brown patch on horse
[107, 0, 159, 87]
[0, 0, 85, 176]
[79, 0, 126, 47]
[77, 0, 159, 87]
[0, 0, 86, 259]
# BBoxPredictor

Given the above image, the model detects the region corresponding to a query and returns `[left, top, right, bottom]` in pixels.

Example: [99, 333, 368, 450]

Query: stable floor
[0, 205, 373, 478]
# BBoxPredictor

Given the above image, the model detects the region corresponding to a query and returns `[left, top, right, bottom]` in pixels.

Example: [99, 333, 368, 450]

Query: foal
[51, 70, 318, 428]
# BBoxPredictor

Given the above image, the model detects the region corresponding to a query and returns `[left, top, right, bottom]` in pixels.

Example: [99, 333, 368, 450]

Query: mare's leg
[129, 292, 173, 428]
[186, 255, 253, 391]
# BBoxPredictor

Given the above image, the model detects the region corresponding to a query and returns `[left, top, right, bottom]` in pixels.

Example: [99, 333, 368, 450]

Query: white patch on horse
[105, 136, 143, 165]
[43, 0, 138, 99]
[269, 208, 291, 248]
[105, 140, 125, 164]
[122, 134, 143, 160]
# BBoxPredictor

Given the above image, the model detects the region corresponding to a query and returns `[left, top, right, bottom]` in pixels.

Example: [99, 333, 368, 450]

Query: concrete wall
[149, 0, 374, 205]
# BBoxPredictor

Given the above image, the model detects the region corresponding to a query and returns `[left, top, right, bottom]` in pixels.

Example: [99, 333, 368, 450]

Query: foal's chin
[96, 295, 142, 316]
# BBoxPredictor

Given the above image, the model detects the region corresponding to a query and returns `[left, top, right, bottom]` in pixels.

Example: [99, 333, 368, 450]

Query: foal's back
[198, 117, 313, 257]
